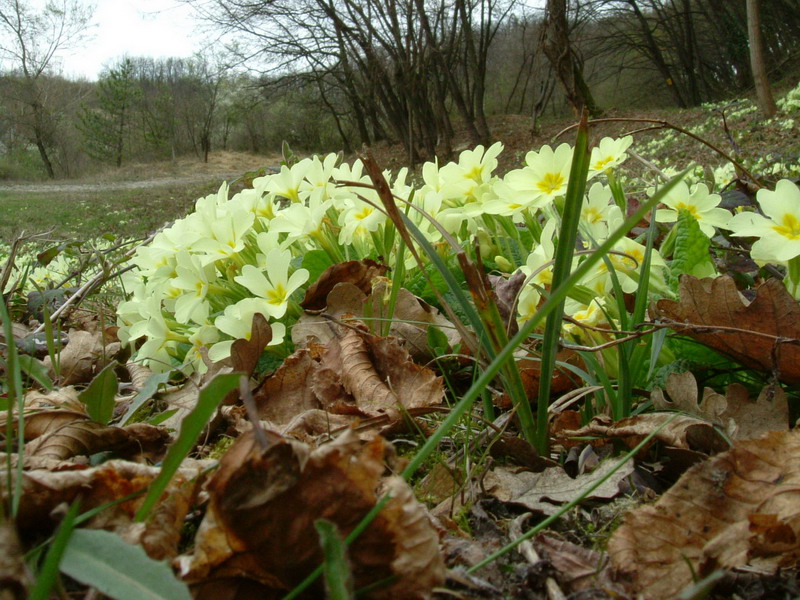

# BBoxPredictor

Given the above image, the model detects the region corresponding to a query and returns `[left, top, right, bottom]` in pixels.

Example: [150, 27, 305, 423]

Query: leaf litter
[3, 264, 800, 599]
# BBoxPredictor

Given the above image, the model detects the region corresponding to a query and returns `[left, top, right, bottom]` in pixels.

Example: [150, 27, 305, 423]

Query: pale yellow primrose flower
[726, 179, 800, 264]
[580, 182, 622, 243]
[209, 298, 287, 363]
[653, 181, 730, 238]
[234, 248, 309, 319]
[588, 136, 633, 176]
[502, 143, 574, 207]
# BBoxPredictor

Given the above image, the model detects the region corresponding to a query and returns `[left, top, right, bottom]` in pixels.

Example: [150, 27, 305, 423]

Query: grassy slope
[2, 90, 798, 244]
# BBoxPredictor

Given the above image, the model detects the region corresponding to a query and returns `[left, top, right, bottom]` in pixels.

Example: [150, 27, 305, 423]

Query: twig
[555, 117, 763, 187]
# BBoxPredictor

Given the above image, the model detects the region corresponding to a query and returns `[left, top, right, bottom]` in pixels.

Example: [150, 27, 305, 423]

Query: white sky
[59, 0, 204, 80]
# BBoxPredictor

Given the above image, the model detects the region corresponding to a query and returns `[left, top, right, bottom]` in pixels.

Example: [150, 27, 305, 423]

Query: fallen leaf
[653, 276, 800, 384]
[534, 533, 628, 595]
[484, 459, 634, 516]
[293, 281, 459, 362]
[254, 350, 321, 429]
[224, 313, 274, 404]
[652, 372, 789, 440]
[23, 386, 84, 412]
[313, 323, 444, 418]
[488, 270, 527, 335]
[560, 413, 728, 454]
[182, 429, 444, 598]
[42, 329, 105, 386]
[0, 522, 30, 599]
[608, 429, 800, 599]
[25, 420, 169, 462]
[300, 259, 388, 311]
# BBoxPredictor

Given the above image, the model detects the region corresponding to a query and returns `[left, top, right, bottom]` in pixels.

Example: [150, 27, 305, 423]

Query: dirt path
[0, 172, 264, 194]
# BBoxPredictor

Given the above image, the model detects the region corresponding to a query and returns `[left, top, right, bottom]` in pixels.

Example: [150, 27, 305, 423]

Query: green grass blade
[0, 298, 25, 519]
[60, 529, 192, 600]
[118, 370, 174, 426]
[535, 115, 591, 453]
[465, 412, 679, 573]
[134, 372, 241, 522]
[29, 500, 82, 600]
[315, 519, 354, 600]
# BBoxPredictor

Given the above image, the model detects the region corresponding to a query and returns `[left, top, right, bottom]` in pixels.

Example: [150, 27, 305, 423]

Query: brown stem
[555, 117, 764, 188]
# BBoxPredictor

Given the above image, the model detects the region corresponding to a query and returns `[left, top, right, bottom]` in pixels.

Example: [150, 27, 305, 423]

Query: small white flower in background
[588, 136, 633, 176]
[653, 181, 730, 237]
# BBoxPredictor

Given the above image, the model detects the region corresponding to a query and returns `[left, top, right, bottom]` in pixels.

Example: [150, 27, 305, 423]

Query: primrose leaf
[669, 209, 713, 286]
[78, 361, 118, 425]
[60, 529, 191, 600]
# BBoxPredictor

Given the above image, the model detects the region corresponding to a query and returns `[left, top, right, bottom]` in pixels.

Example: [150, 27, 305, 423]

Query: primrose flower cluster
[116, 136, 800, 374]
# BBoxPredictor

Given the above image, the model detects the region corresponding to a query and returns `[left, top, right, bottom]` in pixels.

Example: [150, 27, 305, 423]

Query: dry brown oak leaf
[608, 429, 800, 600]
[181, 429, 444, 599]
[652, 275, 800, 384]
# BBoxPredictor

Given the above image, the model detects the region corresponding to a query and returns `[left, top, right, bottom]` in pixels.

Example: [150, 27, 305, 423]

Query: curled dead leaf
[653, 276, 800, 384]
[313, 324, 444, 418]
[484, 459, 634, 516]
[182, 429, 444, 599]
[25, 420, 169, 462]
[42, 329, 105, 386]
[652, 371, 789, 440]
[301, 259, 388, 311]
[560, 413, 728, 454]
[608, 429, 800, 599]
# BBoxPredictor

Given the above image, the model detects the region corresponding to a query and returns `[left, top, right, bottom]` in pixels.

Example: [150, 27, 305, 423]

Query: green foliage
[78, 360, 119, 425]
[60, 529, 192, 600]
[134, 372, 241, 522]
[79, 58, 141, 167]
[315, 519, 355, 600]
[671, 209, 714, 282]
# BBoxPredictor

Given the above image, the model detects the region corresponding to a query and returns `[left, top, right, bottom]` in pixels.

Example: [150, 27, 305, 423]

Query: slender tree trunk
[31, 102, 55, 179]
[541, 0, 601, 117]
[747, 0, 777, 118]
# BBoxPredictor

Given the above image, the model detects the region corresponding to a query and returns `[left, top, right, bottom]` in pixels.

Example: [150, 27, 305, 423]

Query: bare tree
[746, 0, 777, 118]
[541, 0, 601, 117]
[0, 0, 94, 178]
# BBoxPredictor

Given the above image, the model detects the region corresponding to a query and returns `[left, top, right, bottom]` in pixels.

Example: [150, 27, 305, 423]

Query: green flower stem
[522, 209, 542, 244]
[535, 114, 591, 454]
[786, 256, 800, 297]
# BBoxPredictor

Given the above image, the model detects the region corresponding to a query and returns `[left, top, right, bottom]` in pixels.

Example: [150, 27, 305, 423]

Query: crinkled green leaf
[60, 529, 191, 600]
[670, 209, 713, 286]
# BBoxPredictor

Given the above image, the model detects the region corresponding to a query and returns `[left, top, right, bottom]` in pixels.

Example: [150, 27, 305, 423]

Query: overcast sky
[59, 0, 204, 80]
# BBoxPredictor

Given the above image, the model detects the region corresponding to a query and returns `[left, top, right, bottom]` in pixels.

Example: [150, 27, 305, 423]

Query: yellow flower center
[773, 214, 800, 240]
[675, 202, 700, 219]
[266, 283, 287, 306]
[467, 165, 483, 182]
[584, 207, 603, 223]
[355, 206, 373, 220]
[536, 172, 565, 195]
[593, 156, 614, 171]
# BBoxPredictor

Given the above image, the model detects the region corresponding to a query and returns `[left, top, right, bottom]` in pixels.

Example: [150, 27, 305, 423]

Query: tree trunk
[747, 0, 777, 118]
[32, 102, 55, 179]
[540, 0, 601, 117]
